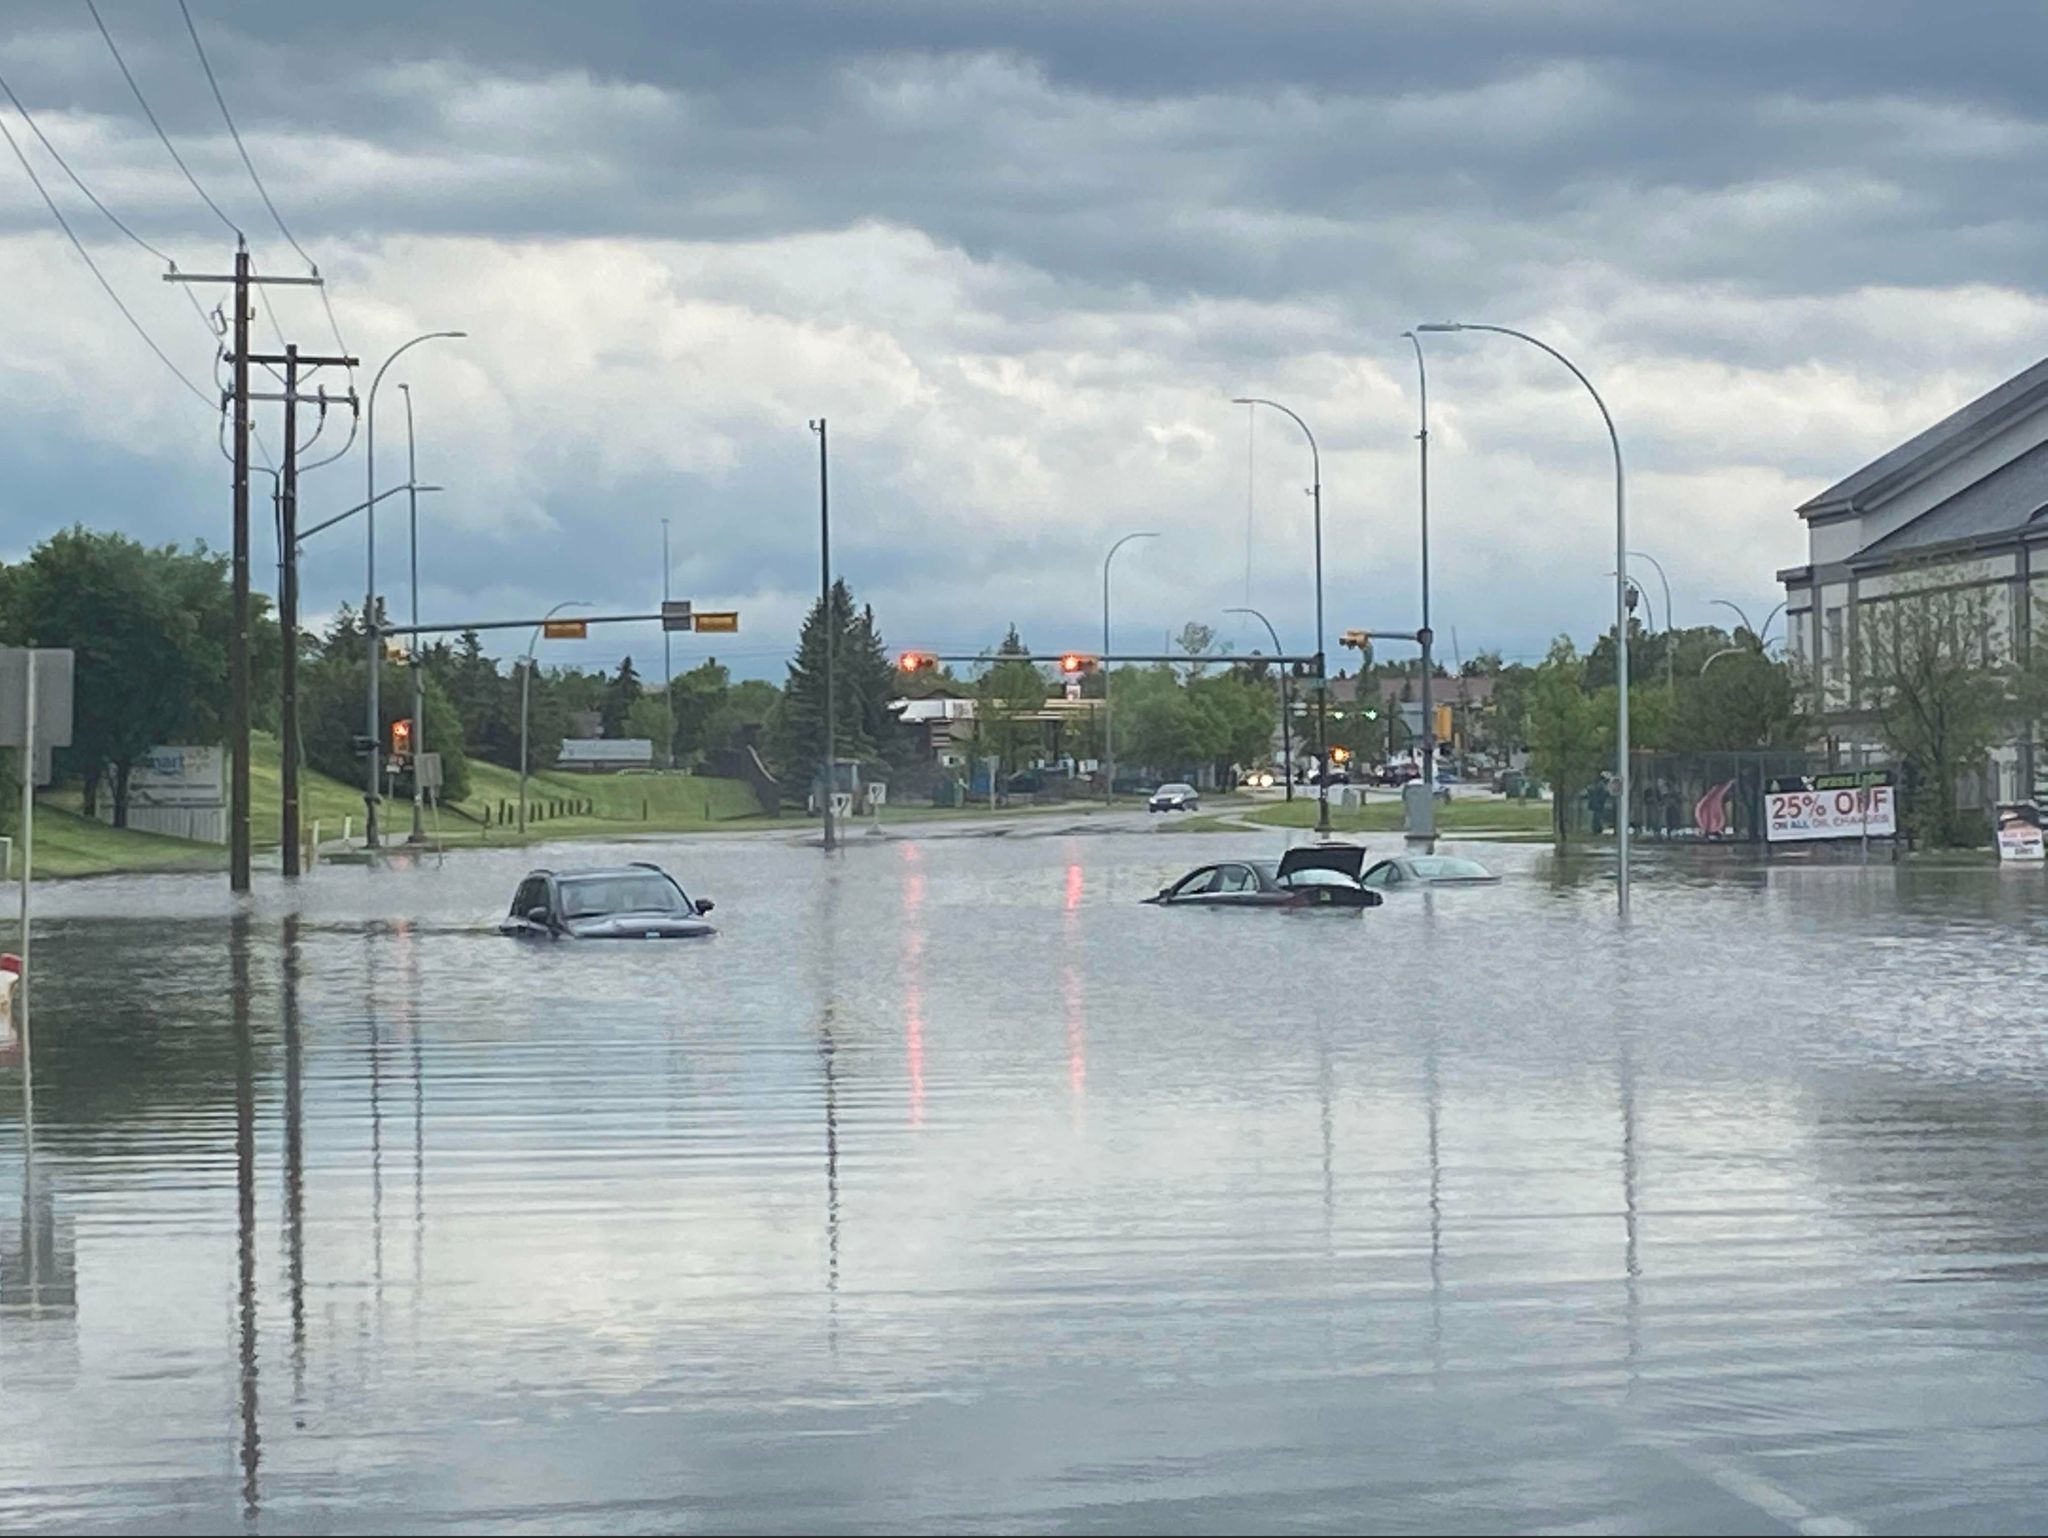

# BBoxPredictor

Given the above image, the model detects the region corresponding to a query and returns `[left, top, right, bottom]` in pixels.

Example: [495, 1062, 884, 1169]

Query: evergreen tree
[773, 580, 874, 774]
[601, 656, 643, 738]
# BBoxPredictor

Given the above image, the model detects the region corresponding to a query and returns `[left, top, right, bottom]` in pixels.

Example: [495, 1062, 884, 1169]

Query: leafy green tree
[1189, 668, 1276, 773]
[1526, 637, 1609, 845]
[0, 528, 276, 824]
[1668, 649, 1804, 752]
[625, 693, 675, 761]
[972, 625, 1048, 775]
[296, 654, 470, 806]
[1859, 582, 2006, 845]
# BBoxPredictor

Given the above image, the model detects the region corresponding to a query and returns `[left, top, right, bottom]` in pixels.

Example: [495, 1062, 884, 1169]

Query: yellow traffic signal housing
[898, 652, 937, 673]
[1433, 703, 1453, 743]
[1060, 654, 1099, 674]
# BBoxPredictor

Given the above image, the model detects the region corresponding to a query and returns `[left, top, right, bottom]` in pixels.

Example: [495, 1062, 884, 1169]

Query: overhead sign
[1765, 771, 1896, 842]
[660, 600, 693, 633]
[693, 611, 739, 633]
[542, 620, 588, 640]
[128, 746, 224, 809]
[1996, 803, 2044, 862]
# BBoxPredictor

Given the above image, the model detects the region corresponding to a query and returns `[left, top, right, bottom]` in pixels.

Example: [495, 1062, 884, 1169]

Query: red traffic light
[898, 652, 936, 673]
[390, 719, 413, 757]
[1060, 654, 1098, 674]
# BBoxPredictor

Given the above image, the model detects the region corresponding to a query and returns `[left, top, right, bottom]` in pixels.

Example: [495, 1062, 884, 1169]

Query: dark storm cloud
[3, 0, 2047, 670]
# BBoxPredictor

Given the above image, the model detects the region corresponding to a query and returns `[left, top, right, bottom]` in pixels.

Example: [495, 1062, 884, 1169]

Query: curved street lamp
[1399, 332, 1439, 823]
[1225, 605, 1292, 799]
[1102, 531, 1159, 802]
[1232, 396, 1330, 836]
[1418, 321, 1631, 917]
[363, 329, 465, 847]
[1626, 549, 1674, 692]
[519, 600, 592, 834]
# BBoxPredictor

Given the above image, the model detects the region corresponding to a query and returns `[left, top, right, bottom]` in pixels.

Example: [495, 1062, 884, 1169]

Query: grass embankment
[1185, 794, 1556, 839]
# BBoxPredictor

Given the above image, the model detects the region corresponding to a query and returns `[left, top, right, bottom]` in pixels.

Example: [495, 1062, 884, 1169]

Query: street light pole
[809, 418, 835, 851]
[661, 517, 672, 768]
[1627, 549, 1673, 692]
[400, 384, 426, 844]
[1400, 333, 1438, 836]
[1103, 531, 1160, 803]
[1225, 606, 1291, 799]
[1233, 397, 1329, 836]
[1418, 322, 1630, 918]
[364, 330, 465, 848]
[519, 600, 591, 835]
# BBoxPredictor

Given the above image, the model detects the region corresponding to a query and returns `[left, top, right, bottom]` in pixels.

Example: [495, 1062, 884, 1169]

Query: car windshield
[1409, 856, 1492, 880]
[1156, 783, 1195, 796]
[558, 873, 687, 918]
[1282, 866, 1360, 888]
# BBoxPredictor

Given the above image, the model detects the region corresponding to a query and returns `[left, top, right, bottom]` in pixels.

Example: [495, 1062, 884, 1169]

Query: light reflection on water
[0, 825, 2045, 1533]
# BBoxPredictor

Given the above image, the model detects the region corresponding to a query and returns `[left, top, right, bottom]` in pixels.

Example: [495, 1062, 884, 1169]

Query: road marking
[1664, 1448, 1866, 1536]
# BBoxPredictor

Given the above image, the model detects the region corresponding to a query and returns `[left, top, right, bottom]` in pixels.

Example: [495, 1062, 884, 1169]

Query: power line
[0, 64, 174, 264]
[0, 106, 211, 406]
[176, 0, 356, 384]
[178, 0, 301, 265]
[84, 0, 240, 239]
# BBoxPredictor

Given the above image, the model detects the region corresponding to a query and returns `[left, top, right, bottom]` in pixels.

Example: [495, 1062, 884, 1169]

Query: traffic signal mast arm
[896, 651, 1327, 669]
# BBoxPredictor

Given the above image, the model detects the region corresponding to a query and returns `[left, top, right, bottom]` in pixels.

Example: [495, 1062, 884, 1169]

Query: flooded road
[1, 823, 2045, 1533]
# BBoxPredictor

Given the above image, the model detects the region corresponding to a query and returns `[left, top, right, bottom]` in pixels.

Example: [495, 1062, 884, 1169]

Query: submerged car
[1144, 843, 1384, 909]
[1149, 782, 1200, 813]
[500, 862, 716, 939]
[1359, 853, 1500, 892]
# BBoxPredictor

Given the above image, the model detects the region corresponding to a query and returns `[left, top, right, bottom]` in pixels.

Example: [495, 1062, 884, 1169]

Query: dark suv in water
[500, 862, 716, 940]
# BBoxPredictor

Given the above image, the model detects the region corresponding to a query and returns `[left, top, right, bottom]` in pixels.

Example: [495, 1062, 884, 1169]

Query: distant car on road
[500, 862, 716, 940]
[1359, 854, 1500, 892]
[1149, 782, 1200, 812]
[1143, 844, 1385, 909]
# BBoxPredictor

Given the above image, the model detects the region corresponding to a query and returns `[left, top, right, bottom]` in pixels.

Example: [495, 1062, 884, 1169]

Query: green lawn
[1234, 794, 1557, 838]
[13, 806, 227, 879]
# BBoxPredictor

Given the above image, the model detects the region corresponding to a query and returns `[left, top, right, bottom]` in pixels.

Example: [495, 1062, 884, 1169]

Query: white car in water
[1148, 782, 1200, 813]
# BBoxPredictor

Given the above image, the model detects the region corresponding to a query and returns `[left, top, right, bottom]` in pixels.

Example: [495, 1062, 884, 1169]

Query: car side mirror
[526, 906, 551, 927]
[695, 899, 714, 915]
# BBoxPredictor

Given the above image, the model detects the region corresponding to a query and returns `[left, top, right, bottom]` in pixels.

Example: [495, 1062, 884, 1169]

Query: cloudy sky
[2, 1, 2044, 679]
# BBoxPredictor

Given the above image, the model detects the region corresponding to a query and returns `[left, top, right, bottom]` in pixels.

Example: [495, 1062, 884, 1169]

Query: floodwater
[1, 819, 2045, 1534]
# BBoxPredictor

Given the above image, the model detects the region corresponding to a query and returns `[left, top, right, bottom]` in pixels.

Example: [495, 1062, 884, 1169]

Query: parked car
[1375, 763, 1421, 786]
[1359, 854, 1500, 892]
[1143, 843, 1385, 909]
[500, 862, 716, 940]
[1149, 782, 1200, 813]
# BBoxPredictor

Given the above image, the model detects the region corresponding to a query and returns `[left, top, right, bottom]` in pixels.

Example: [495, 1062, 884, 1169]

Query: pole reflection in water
[282, 915, 307, 1408]
[817, 867, 842, 1351]
[901, 844, 924, 1128]
[1062, 862, 1086, 1114]
[1617, 951, 1643, 1389]
[232, 910, 260, 1523]
[1420, 893, 1445, 1380]
[408, 922, 425, 1331]
[368, 928, 384, 1310]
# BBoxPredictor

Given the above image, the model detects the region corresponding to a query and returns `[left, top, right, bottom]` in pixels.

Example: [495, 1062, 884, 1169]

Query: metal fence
[1556, 750, 1829, 843]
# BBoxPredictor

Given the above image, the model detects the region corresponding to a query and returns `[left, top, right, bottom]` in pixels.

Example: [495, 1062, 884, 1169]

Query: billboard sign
[1765, 770, 1895, 842]
[128, 745, 225, 809]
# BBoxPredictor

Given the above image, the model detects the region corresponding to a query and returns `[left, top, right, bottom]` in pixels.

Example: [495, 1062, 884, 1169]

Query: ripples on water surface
[1, 824, 2045, 1533]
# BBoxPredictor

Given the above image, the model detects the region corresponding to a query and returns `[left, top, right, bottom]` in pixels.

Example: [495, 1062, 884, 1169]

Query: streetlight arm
[1232, 397, 1318, 484]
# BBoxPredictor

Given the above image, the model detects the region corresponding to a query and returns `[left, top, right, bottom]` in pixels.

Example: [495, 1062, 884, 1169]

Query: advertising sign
[1995, 803, 2045, 862]
[128, 745, 225, 809]
[1764, 770, 1895, 842]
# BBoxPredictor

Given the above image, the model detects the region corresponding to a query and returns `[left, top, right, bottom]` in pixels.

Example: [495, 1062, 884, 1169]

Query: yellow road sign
[542, 620, 588, 639]
[693, 611, 739, 633]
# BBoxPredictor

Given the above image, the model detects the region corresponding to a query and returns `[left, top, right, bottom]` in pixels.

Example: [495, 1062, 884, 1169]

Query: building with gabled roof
[1781, 357, 2048, 804]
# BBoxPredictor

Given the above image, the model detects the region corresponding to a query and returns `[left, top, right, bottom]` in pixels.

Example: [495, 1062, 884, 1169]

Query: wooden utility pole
[230, 244, 251, 892]
[166, 250, 335, 892]
[280, 345, 300, 876]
